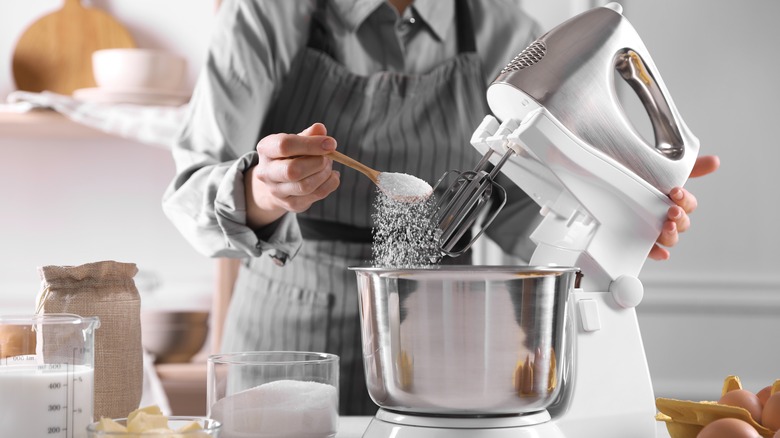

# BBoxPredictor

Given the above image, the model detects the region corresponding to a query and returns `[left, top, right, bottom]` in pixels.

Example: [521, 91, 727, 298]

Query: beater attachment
[432, 148, 513, 256]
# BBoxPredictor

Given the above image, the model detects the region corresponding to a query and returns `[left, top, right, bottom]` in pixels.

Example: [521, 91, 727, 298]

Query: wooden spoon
[327, 151, 380, 184]
[327, 151, 432, 201]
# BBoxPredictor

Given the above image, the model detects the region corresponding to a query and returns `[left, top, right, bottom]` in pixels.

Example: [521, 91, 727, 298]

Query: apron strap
[455, 0, 477, 54]
[308, 0, 336, 58]
[308, 0, 478, 58]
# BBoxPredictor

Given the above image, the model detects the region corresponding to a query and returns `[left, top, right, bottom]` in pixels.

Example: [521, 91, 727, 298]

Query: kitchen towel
[6, 90, 186, 149]
[37, 260, 144, 420]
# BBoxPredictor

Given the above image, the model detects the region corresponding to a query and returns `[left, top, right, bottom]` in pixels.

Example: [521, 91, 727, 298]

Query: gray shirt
[163, 0, 542, 260]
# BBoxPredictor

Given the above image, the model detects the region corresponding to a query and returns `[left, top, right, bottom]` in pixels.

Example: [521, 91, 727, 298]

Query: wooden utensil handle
[327, 151, 380, 183]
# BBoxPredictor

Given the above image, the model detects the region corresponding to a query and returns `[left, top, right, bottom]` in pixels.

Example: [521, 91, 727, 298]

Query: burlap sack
[37, 260, 142, 420]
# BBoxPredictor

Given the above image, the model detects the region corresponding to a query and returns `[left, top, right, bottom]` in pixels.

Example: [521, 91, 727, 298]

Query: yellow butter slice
[128, 405, 164, 424]
[176, 421, 204, 432]
[127, 412, 170, 433]
[95, 417, 128, 432]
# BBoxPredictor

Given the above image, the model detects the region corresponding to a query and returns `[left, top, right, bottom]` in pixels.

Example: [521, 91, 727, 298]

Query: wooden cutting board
[12, 0, 135, 95]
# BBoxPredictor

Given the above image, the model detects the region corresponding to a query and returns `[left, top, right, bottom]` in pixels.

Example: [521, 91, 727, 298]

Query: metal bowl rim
[349, 265, 579, 274]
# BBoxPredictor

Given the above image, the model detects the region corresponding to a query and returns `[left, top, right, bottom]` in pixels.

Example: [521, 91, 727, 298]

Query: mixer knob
[609, 275, 644, 308]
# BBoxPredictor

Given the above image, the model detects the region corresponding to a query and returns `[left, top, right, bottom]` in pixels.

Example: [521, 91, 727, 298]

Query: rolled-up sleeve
[162, 0, 308, 261]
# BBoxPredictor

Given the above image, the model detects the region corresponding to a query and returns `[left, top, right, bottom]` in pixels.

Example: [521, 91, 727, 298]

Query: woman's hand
[650, 155, 721, 260]
[244, 123, 341, 228]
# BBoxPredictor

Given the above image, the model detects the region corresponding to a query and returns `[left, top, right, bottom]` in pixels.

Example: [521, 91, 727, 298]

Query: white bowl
[92, 48, 187, 92]
[141, 310, 209, 363]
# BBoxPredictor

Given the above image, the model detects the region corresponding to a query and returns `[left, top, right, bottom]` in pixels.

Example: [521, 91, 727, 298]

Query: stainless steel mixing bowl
[351, 265, 579, 416]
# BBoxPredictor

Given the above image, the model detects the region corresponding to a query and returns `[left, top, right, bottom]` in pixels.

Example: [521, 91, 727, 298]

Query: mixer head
[433, 3, 700, 290]
[487, 2, 699, 195]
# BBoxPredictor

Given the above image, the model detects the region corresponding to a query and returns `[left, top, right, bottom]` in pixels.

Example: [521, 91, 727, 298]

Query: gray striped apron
[221, 0, 489, 415]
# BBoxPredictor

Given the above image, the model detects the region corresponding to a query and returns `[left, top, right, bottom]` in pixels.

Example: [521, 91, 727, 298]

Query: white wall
[0, 1, 218, 313]
[0, 130, 215, 312]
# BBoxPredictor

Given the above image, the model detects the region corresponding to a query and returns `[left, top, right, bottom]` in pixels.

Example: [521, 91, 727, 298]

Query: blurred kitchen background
[0, 0, 778, 416]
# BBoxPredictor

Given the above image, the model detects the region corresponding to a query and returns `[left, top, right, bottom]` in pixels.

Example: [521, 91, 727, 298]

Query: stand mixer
[352, 2, 699, 437]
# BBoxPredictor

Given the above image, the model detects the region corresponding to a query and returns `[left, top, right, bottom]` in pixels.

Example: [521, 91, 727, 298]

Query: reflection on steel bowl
[351, 266, 578, 416]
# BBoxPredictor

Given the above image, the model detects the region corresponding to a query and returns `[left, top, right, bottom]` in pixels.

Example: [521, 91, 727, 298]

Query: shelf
[0, 109, 115, 140]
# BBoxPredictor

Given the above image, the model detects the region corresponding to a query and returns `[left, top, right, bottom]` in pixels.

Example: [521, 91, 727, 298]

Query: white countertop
[336, 417, 371, 438]
[336, 417, 672, 437]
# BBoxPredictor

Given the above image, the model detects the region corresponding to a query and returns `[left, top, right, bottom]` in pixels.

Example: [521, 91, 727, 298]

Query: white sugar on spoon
[327, 151, 432, 202]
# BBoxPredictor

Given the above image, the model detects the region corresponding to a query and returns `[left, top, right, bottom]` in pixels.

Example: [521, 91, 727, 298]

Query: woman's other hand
[245, 123, 341, 228]
[650, 155, 721, 260]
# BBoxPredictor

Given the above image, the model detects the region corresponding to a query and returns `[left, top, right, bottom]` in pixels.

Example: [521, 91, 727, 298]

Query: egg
[762, 392, 780, 431]
[697, 418, 760, 438]
[758, 386, 773, 406]
[719, 389, 763, 423]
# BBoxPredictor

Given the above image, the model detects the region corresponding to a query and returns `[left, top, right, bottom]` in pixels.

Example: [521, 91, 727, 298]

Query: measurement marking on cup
[70, 348, 75, 438]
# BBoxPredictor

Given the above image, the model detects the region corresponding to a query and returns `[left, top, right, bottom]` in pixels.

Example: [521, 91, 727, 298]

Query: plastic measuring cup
[0, 313, 100, 438]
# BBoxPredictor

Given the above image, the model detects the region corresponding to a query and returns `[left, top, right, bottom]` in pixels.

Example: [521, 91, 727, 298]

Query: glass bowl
[86, 416, 221, 437]
[207, 351, 339, 438]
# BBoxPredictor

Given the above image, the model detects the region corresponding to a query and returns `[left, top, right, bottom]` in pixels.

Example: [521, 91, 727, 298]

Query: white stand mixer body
[361, 2, 699, 435]
[363, 410, 566, 437]
[361, 106, 666, 437]
[467, 93, 677, 437]
[554, 289, 657, 437]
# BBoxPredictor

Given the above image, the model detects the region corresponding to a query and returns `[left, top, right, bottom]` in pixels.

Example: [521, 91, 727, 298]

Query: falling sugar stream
[371, 189, 442, 268]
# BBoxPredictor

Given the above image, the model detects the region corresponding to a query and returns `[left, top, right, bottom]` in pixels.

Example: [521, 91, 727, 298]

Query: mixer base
[362, 409, 566, 437]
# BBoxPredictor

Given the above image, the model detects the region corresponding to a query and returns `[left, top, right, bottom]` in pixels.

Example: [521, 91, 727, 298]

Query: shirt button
[397, 17, 415, 32]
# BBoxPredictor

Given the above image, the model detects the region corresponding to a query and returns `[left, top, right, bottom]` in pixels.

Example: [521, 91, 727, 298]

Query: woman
[163, 0, 719, 414]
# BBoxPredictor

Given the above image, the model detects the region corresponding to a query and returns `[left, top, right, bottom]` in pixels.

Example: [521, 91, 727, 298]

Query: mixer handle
[615, 49, 684, 160]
